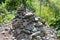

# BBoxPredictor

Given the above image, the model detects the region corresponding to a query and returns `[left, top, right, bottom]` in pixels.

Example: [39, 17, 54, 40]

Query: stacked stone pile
[0, 6, 58, 40]
[12, 6, 58, 40]
[0, 22, 15, 40]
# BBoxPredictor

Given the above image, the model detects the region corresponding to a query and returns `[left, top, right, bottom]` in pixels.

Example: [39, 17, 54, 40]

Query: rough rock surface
[0, 6, 58, 40]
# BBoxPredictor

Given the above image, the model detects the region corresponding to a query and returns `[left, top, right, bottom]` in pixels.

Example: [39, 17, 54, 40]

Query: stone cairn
[12, 6, 58, 40]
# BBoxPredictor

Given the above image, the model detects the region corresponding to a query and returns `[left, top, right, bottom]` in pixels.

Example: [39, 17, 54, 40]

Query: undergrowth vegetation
[0, 0, 60, 37]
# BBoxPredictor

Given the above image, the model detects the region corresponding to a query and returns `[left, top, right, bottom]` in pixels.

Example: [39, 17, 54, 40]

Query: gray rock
[32, 27, 38, 32]
[16, 29, 21, 34]
[23, 22, 28, 26]
[25, 24, 34, 31]
[21, 39, 28, 40]
[22, 29, 31, 34]
[35, 17, 39, 21]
